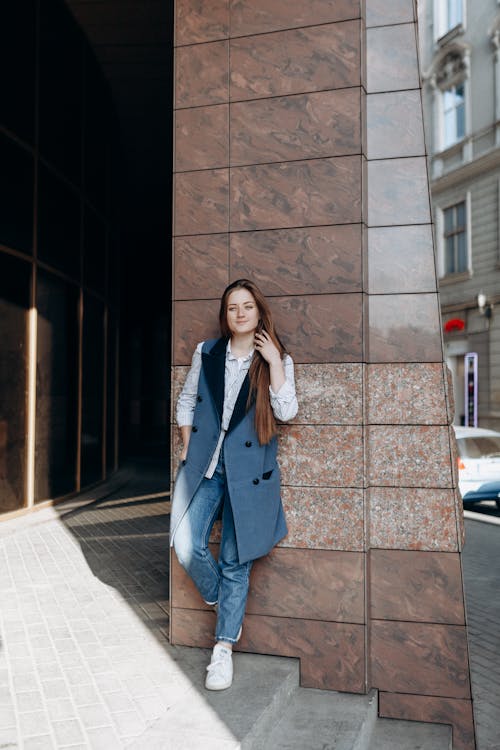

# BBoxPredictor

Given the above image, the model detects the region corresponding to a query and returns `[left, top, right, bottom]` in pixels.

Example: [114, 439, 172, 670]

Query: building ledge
[439, 270, 472, 286]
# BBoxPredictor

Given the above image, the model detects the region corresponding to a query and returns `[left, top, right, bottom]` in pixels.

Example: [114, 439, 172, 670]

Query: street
[462, 514, 500, 750]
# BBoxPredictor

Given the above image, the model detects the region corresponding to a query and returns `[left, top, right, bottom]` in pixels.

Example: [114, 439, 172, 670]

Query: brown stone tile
[367, 225, 436, 294]
[367, 293, 442, 363]
[279, 425, 364, 487]
[171, 606, 215, 647]
[230, 22, 360, 102]
[368, 425, 453, 488]
[270, 293, 363, 364]
[175, 0, 229, 45]
[173, 299, 221, 365]
[366, 24, 419, 94]
[369, 487, 459, 551]
[174, 169, 229, 236]
[366, 363, 448, 425]
[281, 486, 365, 551]
[370, 550, 465, 624]
[230, 89, 361, 166]
[293, 363, 363, 425]
[175, 40, 228, 108]
[365, 0, 415, 28]
[238, 615, 366, 692]
[230, 156, 361, 231]
[175, 105, 229, 172]
[367, 157, 430, 226]
[171, 608, 366, 692]
[367, 91, 425, 159]
[230, 225, 362, 296]
[379, 693, 475, 750]
[247, 548, 365, 622]
[371, 620, 471, 699]
[230, 0, 360, 37]
[174, 234, 229, 300]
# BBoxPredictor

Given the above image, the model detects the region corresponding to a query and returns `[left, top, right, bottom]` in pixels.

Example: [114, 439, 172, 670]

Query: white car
[453, 425, 500, 509]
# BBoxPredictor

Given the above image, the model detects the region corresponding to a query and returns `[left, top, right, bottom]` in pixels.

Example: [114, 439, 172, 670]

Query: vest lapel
[227, 374, 252, 433]
[201, 338, 227, 420]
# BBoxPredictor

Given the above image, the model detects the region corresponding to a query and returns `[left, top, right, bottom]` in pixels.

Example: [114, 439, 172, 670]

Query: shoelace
[206, 654, 230, 677]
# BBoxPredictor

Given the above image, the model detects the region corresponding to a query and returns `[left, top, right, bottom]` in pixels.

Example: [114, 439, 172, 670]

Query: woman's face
[226, 288, 260, 337]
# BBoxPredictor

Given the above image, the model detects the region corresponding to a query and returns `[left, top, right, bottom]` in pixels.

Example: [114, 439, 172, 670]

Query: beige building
[419, 0, 500, 429]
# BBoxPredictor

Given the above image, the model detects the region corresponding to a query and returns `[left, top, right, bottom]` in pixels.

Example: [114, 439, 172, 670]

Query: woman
[170, 279, 298, 690]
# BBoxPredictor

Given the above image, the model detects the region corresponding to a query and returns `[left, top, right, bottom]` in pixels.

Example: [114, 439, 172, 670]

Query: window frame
[436, 193, 472, 281]
[434, 0, 466, 41]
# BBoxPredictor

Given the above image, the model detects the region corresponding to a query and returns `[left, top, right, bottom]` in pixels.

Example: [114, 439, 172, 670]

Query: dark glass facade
[1, 0, 120, 514]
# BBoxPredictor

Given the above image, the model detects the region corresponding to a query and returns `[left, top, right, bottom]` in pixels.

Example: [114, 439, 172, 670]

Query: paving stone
[51, 718, 85, 746]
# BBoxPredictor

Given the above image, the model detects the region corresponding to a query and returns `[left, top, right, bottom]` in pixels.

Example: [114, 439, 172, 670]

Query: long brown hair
[219, 279, 286, 445]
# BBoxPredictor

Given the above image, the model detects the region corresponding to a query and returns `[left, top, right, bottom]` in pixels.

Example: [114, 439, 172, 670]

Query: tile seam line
[174, 17, 362, 48]
[173, 221, 432, 238]
[175, 84, 363, 110]
[175, 152, 364, 173]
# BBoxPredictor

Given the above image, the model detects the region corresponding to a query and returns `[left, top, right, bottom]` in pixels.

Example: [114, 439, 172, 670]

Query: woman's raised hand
[254, 330, 281, 365]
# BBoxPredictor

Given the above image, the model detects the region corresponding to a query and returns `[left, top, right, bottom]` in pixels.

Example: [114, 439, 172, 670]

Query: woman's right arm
[176, 343, 203, 460]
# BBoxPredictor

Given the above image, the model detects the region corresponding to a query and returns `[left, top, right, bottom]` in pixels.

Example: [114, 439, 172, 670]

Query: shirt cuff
[176, 409, 194, 427]
[269, 380, 295, 402]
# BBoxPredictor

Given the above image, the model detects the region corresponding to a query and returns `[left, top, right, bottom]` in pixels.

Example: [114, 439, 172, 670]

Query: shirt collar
[226, 340, 254, 362]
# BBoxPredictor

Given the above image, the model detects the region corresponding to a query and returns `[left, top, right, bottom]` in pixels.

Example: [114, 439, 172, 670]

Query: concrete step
[258, 687, 378, 750]
[126, 647, 452, 750]
[370, 718, 452, 750]
[125, 649, 300, 749]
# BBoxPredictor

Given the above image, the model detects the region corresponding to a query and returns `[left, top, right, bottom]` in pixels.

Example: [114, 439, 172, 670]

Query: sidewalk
[0, 470, 495, 749]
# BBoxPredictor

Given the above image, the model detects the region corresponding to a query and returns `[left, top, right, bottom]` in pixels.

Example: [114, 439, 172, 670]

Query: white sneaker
[205, 644, 233, 690]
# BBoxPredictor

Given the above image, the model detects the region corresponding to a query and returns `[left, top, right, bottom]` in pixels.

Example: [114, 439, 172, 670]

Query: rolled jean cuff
[217, 635, 239, 644]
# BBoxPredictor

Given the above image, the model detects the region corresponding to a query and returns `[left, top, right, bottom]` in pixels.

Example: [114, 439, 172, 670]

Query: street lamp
[477, 291, 494, 320]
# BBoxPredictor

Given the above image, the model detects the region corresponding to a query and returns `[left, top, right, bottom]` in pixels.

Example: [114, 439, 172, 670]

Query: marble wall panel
[293, 363, 363, 425]
[171, 608, 366, 692]
[367, 225, 436, 294]
[366, 363, 448, 425]
[370, 550, 465, 624]
[238, 615, 366, 692]
[247, 548, 364, 622]
[230, 225, 362, 296]
[379, 693, 475, 750]
[366, 91, 425, 159]
[369, 487, 459, 551]
[175, 40, 228, 108]
[175, 105, 229, 172]
[281, 486, 365, 551]
[368, 425, 453, 488]
[279, 425, 364, 488]
[174, 234, 229, 300]
[366, 24, 419, 94]
[173, 299, 220, 365]
[367, 157, 430, 226]
[175, 0, 229, 46]
[174, 169, 229, 236]
[230, 89, 361, 166]
[367, 293, 442, 363]
[365, 0, 415, 28]
[230, 0, 360, 37]
[270, 294, 363, 364]
[230, 157, 361, 231]
[371, 621, 471, 699]
[230, 22, 360, 102]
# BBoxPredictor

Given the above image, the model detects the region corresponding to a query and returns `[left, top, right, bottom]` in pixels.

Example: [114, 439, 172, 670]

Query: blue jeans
[173, 453, 252, 644]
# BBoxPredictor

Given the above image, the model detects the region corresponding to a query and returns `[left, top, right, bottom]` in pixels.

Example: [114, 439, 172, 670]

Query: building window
[443, 83, 465, 147]
[436, 0, 464, 39]
[444, 201, 467, 274]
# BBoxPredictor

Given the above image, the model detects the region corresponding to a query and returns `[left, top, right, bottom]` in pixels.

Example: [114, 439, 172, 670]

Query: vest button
[245, 441, 252, 447]
[197, 395, 202, 402]
[192, 426, 198, 433]
[253, 478, 259, 485]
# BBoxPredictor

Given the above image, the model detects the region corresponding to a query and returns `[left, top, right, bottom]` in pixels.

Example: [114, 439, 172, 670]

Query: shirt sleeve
[269, 353, 298, 422]
[176, 342, 203, 427]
